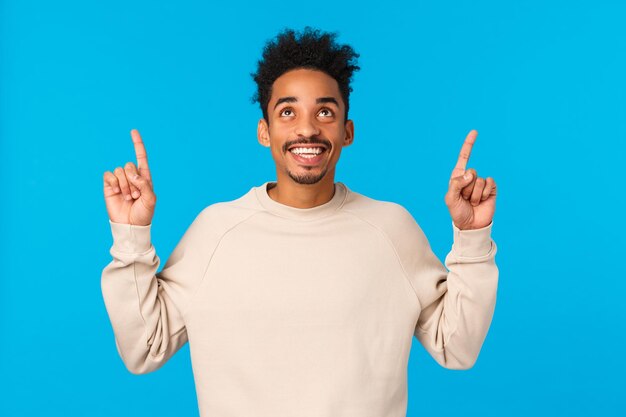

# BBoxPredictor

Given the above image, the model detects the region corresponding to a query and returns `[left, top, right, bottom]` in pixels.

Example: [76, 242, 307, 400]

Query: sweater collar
[254, 181, 348, 221]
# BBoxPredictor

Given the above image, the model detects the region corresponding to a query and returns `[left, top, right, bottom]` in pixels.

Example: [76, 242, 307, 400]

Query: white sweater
[101, 181, 499, 417]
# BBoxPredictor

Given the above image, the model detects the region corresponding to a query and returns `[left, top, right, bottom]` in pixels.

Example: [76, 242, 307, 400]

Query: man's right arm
[100, 211, 209, 375]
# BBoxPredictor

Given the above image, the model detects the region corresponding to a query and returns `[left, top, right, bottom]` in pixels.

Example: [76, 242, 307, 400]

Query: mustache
[283, 137, 331, 153]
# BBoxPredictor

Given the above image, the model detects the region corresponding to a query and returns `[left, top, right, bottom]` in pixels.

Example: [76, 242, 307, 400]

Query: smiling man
[101, 26, 499, 417]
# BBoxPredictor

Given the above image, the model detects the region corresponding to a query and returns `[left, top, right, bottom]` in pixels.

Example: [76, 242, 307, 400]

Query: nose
[294, 112, 321, 138]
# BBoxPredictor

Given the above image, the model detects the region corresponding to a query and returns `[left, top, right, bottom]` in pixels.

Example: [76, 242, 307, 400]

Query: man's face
[257, 68, 354, 186]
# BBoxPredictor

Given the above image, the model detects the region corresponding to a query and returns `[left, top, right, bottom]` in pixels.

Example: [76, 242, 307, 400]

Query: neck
[268, 172, 336, 209]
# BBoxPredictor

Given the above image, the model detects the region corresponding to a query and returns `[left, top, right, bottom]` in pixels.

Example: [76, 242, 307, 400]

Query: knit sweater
[101, 180, 499, 417]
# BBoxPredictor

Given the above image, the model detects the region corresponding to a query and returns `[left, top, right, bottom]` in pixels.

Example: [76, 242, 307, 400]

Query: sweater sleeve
[409, 218, 499, 370]
[100, 210, 209, 375]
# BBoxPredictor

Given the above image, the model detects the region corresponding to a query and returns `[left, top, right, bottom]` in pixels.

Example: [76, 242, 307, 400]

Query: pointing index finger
[130, 129, 152, 182]
[450, 129, 477, 179]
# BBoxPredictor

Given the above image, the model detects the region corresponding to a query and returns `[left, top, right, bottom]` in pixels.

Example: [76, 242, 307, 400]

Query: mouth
[287, 145, 328, 166]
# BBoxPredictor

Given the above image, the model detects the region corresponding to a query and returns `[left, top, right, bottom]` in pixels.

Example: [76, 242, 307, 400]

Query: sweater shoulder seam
[181, 209, 264, 318]
[341, 209, 422, 312]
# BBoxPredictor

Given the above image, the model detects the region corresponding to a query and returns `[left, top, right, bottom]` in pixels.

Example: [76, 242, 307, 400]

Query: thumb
[450, 170, 474, 194]
[128, 173, 154, 195]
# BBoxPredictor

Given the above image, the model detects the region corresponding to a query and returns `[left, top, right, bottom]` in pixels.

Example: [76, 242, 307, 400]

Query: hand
[103, 129, 157, 226]
[444, 130, 497, 230]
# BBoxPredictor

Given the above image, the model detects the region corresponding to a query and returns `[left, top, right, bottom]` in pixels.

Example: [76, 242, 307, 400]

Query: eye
[279, 108, 294, 117]
[319, 108, 334, 117]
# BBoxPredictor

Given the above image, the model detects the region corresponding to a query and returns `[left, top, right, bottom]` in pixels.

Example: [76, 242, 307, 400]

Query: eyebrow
[273, 96, 340, 110]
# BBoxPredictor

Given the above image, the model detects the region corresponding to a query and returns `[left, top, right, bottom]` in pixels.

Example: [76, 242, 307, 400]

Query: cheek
[329, 146, 343, 159]
[269, 142, 287, 161]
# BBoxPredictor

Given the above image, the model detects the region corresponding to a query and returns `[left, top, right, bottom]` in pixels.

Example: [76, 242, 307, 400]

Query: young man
[101, 27, 498, 417]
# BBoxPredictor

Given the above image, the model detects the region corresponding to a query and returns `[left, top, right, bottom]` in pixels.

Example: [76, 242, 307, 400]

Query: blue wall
[1, 0, 623, 415]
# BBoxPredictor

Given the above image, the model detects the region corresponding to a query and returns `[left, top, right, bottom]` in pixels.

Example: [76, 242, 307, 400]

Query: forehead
[270, 68, 342, 105]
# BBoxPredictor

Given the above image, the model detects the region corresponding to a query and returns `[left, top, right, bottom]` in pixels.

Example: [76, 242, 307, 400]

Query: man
[101, 26, 498, 417]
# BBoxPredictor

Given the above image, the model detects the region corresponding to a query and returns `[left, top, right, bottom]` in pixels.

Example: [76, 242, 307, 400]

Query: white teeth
[290, 147, 324, 155]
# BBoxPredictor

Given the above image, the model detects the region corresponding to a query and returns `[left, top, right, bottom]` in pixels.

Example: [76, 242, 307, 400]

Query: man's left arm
[413, 129, 499, 369]
[411, 219, 498, 370]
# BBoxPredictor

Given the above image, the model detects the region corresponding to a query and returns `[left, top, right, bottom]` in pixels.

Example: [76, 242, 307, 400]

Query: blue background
[1, 0, 624, 415]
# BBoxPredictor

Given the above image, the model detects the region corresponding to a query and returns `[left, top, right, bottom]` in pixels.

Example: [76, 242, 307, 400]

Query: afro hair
[250, 26, 360, 124]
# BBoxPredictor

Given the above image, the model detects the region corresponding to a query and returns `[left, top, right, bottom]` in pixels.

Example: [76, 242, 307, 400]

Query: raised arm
[100, 129, 204, 374]
[396, 130, 499, 369]
[416, 130, 498, 369]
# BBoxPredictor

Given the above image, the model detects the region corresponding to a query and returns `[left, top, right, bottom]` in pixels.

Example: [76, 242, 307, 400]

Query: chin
[287, 168, 328, 185]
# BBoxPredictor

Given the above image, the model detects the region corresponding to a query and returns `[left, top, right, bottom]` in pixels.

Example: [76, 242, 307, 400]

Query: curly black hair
[250, 26, 360, 124]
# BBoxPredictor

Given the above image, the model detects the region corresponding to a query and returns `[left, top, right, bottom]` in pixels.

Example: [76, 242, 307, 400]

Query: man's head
[251, 27, 360, 186]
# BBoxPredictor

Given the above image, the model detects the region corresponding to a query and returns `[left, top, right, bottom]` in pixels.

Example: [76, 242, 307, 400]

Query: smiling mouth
[288, 146, 328, 165]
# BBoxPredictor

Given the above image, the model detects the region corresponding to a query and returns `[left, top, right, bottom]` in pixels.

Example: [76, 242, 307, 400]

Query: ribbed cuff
[451, 220, 493, 258]
[109, 220, 152, 253]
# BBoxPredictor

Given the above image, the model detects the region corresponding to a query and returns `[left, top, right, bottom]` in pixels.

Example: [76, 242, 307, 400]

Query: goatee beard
[287, 166, 329, 185]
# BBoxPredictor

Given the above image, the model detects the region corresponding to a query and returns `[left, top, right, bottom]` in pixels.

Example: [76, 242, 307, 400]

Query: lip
[288, 148, 327, 166]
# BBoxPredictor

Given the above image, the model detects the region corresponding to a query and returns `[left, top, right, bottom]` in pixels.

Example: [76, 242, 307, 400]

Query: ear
[343, 119, 355, 147]
[257, 118, 270, 147]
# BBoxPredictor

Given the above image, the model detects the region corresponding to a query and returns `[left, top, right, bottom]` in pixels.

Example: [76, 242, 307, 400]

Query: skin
[102, 129, 156, 226]
[256, 68, 354, 209]
[445, 130, 497, 230]
[102, 73, 496, 230]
